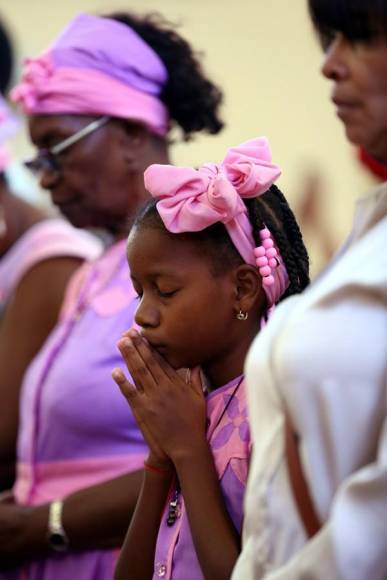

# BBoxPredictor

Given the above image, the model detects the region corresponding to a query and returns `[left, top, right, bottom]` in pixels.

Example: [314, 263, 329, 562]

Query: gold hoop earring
[236, 309, 248, 321]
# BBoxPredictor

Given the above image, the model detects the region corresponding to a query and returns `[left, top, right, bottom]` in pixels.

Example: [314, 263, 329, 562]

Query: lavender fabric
[2, 240, 148, 580]
[152, 376, 251, 580]
[49, 13, 168, 95]
[10, 14, 170, 135]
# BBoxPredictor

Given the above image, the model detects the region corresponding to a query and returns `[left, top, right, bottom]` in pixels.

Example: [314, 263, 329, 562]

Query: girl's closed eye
[157, 287, 179, 299]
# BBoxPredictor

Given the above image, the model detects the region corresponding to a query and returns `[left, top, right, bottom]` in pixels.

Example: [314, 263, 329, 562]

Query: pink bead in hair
[255, 227, 278, 288]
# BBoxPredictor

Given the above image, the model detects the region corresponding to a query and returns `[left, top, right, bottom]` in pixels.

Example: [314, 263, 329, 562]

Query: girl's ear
[233, 264, 264, 315]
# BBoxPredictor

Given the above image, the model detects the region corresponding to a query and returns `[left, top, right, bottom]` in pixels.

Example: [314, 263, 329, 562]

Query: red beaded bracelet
[144, 460, 172, 475]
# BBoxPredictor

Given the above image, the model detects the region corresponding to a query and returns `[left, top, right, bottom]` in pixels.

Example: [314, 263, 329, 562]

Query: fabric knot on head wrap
[10, 13, 170, 136]
[144, 137, 290, 309]
[12, 54, 54, 111]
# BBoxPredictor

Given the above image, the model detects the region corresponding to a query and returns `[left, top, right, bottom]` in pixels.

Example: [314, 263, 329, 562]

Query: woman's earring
[236, 309, 248, 321]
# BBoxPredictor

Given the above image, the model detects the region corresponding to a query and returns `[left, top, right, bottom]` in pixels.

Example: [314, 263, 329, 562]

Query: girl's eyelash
[158, 289, 177, 298]
[133, 288, 178, 300]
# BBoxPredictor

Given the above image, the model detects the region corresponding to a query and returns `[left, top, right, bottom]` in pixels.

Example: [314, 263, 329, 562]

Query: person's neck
[201, 319, 261, 391]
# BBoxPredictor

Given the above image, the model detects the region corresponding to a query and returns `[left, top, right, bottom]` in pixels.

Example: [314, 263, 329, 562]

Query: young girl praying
[112, 138, 309, 580]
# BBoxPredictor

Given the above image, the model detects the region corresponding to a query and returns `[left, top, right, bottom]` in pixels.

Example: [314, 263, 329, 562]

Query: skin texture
[28, 115, 168, 237]
[113, 225, 264, 580]
[127, 225, 264, 386]
[0, 187, 85, 491]
[322, 33, 387, 162]
[0, 113, 170, 564]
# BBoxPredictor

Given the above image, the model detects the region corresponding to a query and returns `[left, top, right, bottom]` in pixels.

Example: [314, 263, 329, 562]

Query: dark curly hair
[104, 11, 224, 141]
[308, 0, 387, 46]
[0, 17, 13, 94]
[133, 185, 310, 308]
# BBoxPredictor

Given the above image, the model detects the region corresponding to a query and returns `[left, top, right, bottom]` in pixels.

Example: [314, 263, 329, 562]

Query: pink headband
[0, 96, 19, 172]
[10, 13, 170, 136]
[144, 137, 290, 308]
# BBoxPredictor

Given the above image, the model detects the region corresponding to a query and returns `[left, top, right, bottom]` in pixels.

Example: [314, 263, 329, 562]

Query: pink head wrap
[10, 13, 169, 136]
[144, 137, 290, 308]
[0, 96, 19, 173]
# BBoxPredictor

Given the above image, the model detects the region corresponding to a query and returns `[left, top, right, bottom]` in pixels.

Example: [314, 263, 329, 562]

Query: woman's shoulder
[0, 218, 102, 308]
[18, 218, 103, 260]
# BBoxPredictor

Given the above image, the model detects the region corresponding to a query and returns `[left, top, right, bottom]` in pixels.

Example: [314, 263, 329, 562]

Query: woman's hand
[0, 497, 48, 565]
[112, 330, 207, 465]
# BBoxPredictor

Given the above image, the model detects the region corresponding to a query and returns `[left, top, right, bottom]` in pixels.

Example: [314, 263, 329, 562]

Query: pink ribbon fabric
[144, 137, 289, 307]
[10, 13, 169, 136]
[144, 137, 280, 266]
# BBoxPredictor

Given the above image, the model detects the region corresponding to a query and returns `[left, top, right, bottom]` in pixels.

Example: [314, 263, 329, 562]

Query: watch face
[49, 532, 69, 552]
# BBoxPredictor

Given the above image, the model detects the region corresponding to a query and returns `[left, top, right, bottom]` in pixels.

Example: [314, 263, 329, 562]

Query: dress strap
[284, 415, 321, 539]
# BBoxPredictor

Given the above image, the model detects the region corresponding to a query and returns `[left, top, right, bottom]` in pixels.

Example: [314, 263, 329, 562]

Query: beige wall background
[1, 0, 377, 275]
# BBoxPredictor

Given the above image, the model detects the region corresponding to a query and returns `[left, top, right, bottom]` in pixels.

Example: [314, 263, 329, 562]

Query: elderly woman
[233, 1, 387, 579]
[0, 19, 101, 493]
[0, 11, 223, 580]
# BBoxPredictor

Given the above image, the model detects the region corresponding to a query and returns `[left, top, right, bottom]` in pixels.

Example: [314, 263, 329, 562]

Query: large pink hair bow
[144, 137, 290, 310]
[144, 137, 281, 265]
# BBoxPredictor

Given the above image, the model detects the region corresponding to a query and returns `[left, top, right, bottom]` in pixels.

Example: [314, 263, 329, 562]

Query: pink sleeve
[0, 219, 102, 308]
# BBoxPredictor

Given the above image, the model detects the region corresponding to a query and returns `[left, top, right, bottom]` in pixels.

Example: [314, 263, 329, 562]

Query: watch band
[48, 499, 69, 551]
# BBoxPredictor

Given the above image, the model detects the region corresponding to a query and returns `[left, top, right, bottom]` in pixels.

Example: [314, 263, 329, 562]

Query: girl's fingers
[189, 366, 204, 396]
[117, 337, 155, 392]
[111, 367, 137, 400]
[131, 332, 176, 384]
[112, 368, 145, 426]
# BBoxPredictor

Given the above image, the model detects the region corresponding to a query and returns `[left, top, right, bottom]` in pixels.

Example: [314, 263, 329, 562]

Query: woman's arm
[115, 466, 173, 580]
[0, 256, 85, 490]
[174, 442, 241, 580]
[0, 469, 143, 565]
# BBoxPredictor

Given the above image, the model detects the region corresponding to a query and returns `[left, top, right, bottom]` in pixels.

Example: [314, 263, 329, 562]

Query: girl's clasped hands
[113, 329, 206, 474]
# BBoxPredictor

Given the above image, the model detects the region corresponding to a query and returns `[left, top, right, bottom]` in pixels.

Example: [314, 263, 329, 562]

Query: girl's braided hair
[245, 184, 310, 300]
[133, 184, 310, 304]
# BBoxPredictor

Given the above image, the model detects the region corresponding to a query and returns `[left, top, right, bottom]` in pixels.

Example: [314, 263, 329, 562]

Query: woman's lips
[332, 95, 361, 112]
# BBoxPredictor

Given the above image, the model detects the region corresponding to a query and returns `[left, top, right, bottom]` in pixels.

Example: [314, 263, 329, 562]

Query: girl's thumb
[189, 366, 203, 395]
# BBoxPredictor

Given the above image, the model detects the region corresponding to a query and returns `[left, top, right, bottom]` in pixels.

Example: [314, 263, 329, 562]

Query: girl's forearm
[174, 442, 240, 580]
[114, 468, 173, 580]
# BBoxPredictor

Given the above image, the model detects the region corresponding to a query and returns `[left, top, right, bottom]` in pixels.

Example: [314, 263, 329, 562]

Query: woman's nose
[321, 33, 350, 81]
[134, 297, 159, 329]
[39, 167, 60, 191]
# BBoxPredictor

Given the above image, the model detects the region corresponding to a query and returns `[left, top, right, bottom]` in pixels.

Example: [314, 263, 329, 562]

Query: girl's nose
[134, 297, 160, 329]
[321, 33, 350, 81]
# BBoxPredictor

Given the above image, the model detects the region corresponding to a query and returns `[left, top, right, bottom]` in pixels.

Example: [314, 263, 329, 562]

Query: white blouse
[233, 185, 387, 579]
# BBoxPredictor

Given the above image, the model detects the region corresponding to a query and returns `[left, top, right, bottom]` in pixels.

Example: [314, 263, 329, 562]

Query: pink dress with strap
[152, 375, 251, 580]
[0, 218, 102, 312]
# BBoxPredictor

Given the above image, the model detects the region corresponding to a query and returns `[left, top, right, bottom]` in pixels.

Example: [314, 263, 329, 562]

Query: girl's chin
[159, 352, 195, 373]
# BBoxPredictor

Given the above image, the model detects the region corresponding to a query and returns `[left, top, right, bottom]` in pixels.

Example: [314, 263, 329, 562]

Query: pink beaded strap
[254, 227, 289, 307]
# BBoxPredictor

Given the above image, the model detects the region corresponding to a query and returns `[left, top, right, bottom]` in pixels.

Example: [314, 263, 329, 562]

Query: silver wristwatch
[47, 500, 69, 552]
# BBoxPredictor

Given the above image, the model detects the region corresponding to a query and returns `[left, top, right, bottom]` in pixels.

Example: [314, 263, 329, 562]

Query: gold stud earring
[236, 309, 248, 321]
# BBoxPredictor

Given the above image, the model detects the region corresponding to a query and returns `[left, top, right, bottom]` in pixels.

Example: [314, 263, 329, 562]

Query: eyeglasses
[24, 116, 110, 175]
